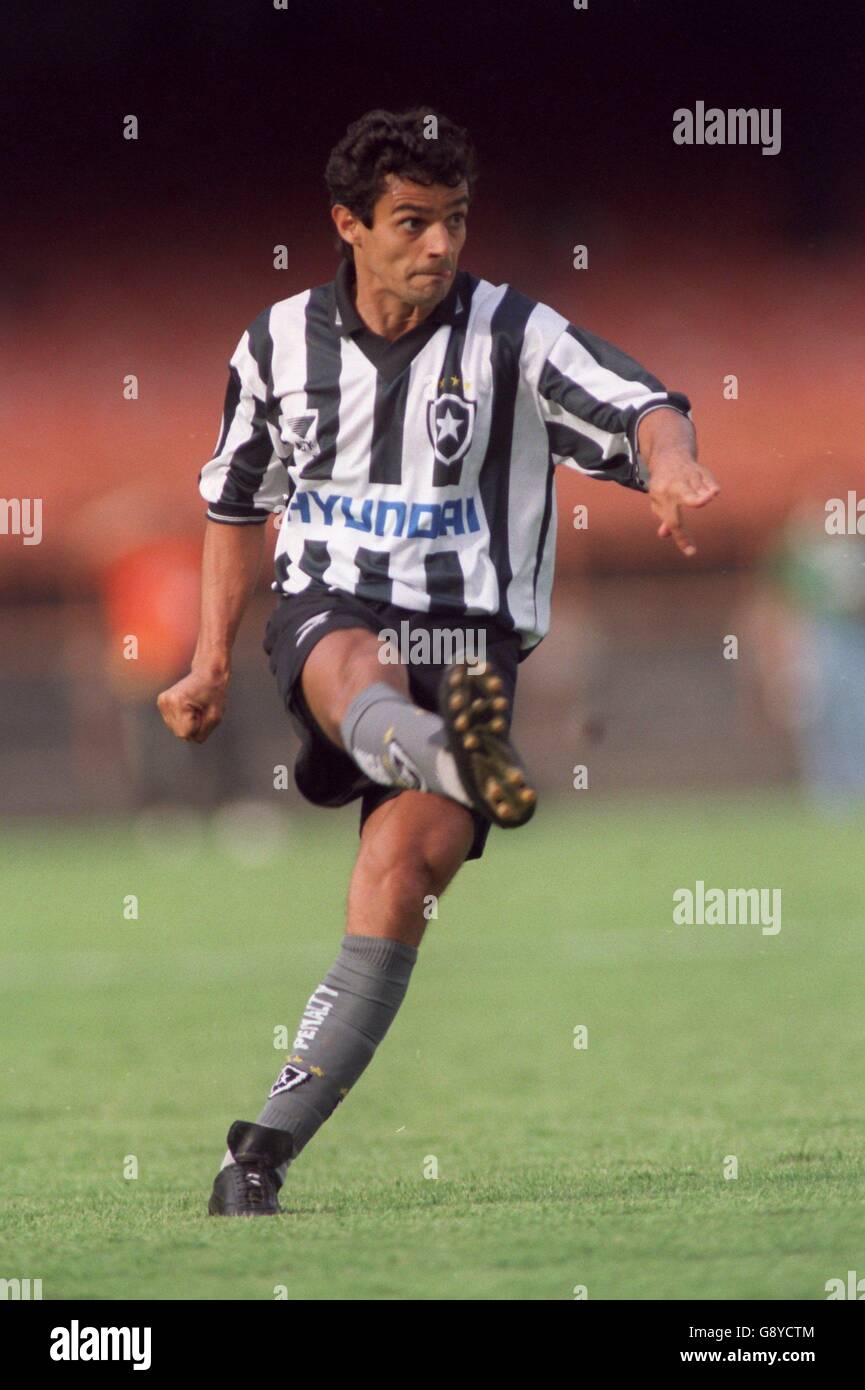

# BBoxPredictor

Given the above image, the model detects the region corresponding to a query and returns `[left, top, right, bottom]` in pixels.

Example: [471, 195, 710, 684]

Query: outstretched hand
[647, 453, 720, 557]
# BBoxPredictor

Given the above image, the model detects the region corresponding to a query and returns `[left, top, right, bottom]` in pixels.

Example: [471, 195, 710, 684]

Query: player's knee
[339, 630, 406, 699]
[359, 820, 463, 911]
[303, 628, 406, 740]
[386, 815, 470, 902]
[421, 821, 473, 895]
[375, 851, 447, 921]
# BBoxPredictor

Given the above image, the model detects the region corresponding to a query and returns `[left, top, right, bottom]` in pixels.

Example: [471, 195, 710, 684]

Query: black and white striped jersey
[199, 260, 691, 657]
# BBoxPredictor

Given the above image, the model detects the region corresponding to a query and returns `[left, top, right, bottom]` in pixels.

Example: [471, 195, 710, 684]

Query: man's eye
[449, 214, 466, 226]
[400, 218, 421, 230]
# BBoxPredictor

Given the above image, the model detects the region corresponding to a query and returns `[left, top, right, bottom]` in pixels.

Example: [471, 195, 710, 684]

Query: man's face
[336, 173, 469, 307]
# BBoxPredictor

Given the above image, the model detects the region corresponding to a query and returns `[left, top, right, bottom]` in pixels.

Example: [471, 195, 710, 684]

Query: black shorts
[262, 580, 523, 861]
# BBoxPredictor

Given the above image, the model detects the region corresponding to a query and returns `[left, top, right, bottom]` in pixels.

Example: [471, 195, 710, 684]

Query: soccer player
[157, 107, 719, 1215]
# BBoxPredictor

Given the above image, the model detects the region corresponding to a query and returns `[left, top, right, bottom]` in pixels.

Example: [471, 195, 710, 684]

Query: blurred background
[3, 0, 865, 827]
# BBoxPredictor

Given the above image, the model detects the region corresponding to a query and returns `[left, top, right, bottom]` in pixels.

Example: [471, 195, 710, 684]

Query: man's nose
[424, 223, 452, 259]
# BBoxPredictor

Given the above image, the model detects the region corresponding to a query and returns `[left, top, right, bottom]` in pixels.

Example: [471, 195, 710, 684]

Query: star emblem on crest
[426, 391, 477, 465]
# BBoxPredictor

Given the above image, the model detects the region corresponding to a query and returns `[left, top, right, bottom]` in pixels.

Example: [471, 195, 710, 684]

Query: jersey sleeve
[535, 323, 692, 493]
[198, 314, 289, 524]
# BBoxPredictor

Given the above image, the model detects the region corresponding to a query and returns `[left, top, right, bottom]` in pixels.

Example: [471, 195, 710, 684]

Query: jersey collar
[332, 258, 466, 338]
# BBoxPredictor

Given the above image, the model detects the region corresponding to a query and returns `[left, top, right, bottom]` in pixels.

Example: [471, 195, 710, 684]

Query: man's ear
[331, 203, 358, 254]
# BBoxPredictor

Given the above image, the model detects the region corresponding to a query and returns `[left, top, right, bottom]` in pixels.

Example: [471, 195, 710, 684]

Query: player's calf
[347, 790, 475, 943]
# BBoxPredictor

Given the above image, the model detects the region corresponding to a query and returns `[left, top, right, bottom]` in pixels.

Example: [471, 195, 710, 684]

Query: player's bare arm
[156, 520, 266, 743]
[638, 407, 720, 557]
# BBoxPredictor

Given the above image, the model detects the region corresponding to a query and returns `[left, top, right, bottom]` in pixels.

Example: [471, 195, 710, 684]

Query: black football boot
[438, 660, 537, 828]
[207, 1120, 295, 1217]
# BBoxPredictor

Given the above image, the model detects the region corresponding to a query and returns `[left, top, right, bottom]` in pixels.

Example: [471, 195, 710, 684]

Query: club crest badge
[268, 1064, 311, 1099]
[282, 409, 320, 459]
[426, 392, 476, 466]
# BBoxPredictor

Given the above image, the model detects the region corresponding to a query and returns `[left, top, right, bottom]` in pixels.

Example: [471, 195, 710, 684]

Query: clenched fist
[157, 667, 228, 744]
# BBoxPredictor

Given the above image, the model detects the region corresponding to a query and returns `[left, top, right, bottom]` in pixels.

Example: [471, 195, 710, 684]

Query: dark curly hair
[324, 107, 478, 262]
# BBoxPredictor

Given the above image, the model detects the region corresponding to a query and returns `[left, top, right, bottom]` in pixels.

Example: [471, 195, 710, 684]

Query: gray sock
[221, 934, 418, 1179]
[340, 682, 471, 807]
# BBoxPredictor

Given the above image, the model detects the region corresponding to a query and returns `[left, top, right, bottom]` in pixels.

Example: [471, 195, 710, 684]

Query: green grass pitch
[1, 794, 864, 1301]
